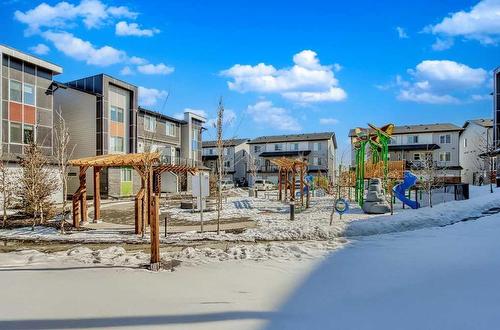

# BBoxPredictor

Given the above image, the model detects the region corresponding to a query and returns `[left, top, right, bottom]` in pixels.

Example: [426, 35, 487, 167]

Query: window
[440, 134, 451, 144]
[224, 148, 229, 156]
[439, 152, 451, 162]
[111, 106, 124, 122]
[192, 128, 199, 151]
[413, 153, 421, 161]
[110, 136, 124, 152]
[291, 143, 299, 151]
[9, 80, 22, 102]
[23, 83, 35, 105]
[313, 142, 322, 151]
[407, 135, 419, 144]
[208, 148, 213, 155]
[464, 138, 467, 148]
[274, 144, 283, 151]
[144, 115, 156, 132]
[9, 122, 22, 143]
[224, 161, 231, 168]
[121, 168, 132, 182]
[388, 137, 396, 145]
[23, 125, 34, 144]
[166, 122, 176, 136]
[254, 145, 261, 153]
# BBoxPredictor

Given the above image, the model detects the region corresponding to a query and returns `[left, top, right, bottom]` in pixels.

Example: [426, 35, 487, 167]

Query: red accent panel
[9, 102, 22, 122]
[24, 105, 36, 124]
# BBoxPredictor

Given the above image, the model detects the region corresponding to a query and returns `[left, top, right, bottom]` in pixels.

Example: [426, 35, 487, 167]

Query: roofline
[54, 81, 102, 97]
[462, 119, 494, 129]
[349, 124, 463, 137]
[247, 132, 336, 144]
[1, 44, 63, 74]
[202, 138, 250, 147]
[138, 107, 186, 124]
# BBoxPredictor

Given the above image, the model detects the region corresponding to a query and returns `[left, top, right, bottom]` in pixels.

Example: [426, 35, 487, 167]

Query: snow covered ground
[265, 207, 500, 329]
[1, 186, 500, 329]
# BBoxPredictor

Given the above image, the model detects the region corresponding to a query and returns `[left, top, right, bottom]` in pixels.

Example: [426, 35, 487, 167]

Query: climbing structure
[352, 123, 395, 206]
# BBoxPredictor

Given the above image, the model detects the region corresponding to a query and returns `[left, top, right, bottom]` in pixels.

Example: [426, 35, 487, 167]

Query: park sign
[334, 198, 349, 215]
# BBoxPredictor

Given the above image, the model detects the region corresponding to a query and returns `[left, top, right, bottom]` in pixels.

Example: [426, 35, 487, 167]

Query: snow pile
[4, 240, 346, 269]
[345, 186, 500, 237]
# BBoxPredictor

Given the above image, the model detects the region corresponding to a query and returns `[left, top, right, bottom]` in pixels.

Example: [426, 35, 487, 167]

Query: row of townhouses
[1, 44, 205, 200]
[349, 120, 497, 185]
[202, 132, 338, 185]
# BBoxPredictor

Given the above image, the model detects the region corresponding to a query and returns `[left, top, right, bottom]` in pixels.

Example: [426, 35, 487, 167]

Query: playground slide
[393, 171, 420, 209]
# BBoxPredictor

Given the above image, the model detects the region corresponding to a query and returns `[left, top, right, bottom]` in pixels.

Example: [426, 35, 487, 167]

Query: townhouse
[247, 132, 337, 185]
[1, 45, 62, 158]
[1, 45, 64, 201]
[202, 139, 250, 184]
[460, 119, 495, 185]
[350, 123, 463, 183]
[54, 74, 140, 198]
[138, 107, 206, 192]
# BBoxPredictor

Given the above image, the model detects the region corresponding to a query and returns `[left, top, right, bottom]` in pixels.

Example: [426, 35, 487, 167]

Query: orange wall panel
[110, 122, 125, 136]
[9, 102, 22, 122]
[24, 105, 36, 124]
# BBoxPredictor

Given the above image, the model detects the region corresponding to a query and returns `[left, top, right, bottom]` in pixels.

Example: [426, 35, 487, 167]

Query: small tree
[0, 160, 15, 228]
[18, 142, 58, 229]
[417, 152, 447, 208]
[215, 98, 224, 235]
[54, 108, 76, 233]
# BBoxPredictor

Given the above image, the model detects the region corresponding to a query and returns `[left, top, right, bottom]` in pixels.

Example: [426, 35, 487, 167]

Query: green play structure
[352, 124, 394, 206]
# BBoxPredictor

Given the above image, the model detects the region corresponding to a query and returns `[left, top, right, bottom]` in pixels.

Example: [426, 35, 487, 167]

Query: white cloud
[137, 63, 175, 75]
[42, 30, 126, 66]
[206, 109, 237, 128]
[138, 86, 168, 107]
[120, 66, 134, 75]
[129, 56, 148, 65]
[29, 43, 50, 55]
[396, 26, 409, 39]
[115, 21, 159, 37]
[393, 60, 488, 104]
[14, 0, 138, 34]
[471, 94, 491, 101]
[431, 38, 454, 51]
[221, 50, 347, 103]
[246, 101, 301, 131]
[319, 118, 339, 125]
[425, 0, 500, 46]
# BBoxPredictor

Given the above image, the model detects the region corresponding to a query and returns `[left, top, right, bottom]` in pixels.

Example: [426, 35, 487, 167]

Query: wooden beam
[291, 168, 296, 201]
[150, 194, 161, 271]
[79, 166, 88, 224]
[93, 166, 101, 223]
[300, 165, 304, 206]
[278, 168, 282, 201]
[72, 192, 80, 228]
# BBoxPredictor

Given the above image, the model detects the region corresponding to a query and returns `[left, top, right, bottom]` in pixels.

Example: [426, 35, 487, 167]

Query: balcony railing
[159, 155, 202, 167]
[259, 165, 279, 172]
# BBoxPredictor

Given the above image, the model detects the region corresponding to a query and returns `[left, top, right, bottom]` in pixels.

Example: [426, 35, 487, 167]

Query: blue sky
[1, 0, 499, 154]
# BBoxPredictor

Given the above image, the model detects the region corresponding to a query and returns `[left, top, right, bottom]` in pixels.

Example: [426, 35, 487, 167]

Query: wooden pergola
[68, 153, 199, 270]
[271, 157, 309, 207]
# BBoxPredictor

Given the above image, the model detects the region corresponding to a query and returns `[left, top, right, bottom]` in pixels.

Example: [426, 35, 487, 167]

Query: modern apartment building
[350, 123, 463, 183]
[138, 107, 206, 192]
[460, 119, 495, 185]
[247, 132, 337, 185]
[202, 139, 250, 183]
[1, 45, 62, 158]
[493, 67, 500, 186]
[54, 74, 139, 198]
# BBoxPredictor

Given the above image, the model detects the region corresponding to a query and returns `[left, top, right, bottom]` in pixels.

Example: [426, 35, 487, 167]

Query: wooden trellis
[271, 157, 309, 207]
[68, 152, 198, 270]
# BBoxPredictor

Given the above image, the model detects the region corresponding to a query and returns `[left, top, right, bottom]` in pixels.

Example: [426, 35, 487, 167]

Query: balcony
[259, 165, 279, 173]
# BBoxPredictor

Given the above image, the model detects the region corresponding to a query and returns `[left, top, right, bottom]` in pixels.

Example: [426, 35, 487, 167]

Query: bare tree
[469, 128, 496, 193]
[0, 160, 15, 228]
[416, 152, 447, 208]
[18, 142, 58, 229]
[215, 98, 224, 235]
[54, 108, 76, 233]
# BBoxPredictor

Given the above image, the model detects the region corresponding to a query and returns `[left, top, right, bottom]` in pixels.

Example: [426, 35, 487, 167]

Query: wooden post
[300, 165, 304, 206]
[93, 167, 101, 223]
[134, 188, 144, 235]
[148, 168, 153, 226]
[150, 194, 161, 271]
[291, 168, 296, 201]
[72, 193, 80, 228]
[278, 168, 282, 201]
[79, 166, 87, 223]
[284, 170, 288, 201]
